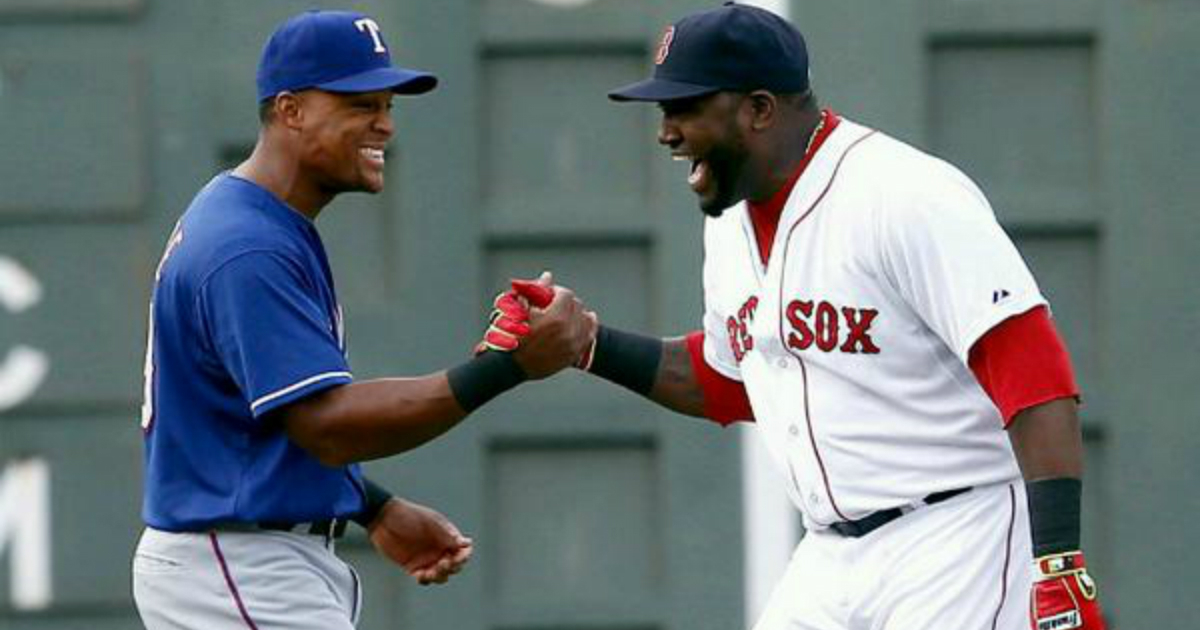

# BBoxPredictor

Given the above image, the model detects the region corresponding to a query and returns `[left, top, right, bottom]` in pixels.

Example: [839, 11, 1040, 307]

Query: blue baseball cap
[256, 10, 438, 102]
[609, 2, 809, 102]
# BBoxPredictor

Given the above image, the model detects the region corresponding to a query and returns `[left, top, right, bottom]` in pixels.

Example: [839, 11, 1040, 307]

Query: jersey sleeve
[686, 331, 754, 425]
[198, 250, 352, 419]
[701, 219, 745, 381]
[877, 167, 1047, 363]
[968, 306, 1080, 426]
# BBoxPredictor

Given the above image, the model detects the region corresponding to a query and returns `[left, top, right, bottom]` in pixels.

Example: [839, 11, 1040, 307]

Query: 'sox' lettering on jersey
[785, 299, 880, 355]
[726, 295, 759, 363]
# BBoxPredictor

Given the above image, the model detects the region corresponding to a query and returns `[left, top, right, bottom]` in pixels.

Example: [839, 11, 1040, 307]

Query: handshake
[474, 272, 598, 378]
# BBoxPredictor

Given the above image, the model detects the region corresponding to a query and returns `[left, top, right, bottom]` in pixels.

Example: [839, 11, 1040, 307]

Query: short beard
[698, 201, 727, 218]
[697, 133, 749, 218]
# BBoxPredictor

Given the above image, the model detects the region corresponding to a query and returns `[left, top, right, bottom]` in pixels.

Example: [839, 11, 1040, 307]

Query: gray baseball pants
[132, 526, 361, 629]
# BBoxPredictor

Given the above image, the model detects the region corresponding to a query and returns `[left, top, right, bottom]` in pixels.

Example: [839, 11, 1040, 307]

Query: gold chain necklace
[804, 112, 827, 156]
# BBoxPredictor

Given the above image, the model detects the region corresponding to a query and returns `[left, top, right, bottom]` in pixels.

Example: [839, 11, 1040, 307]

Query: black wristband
[352, 477, 393, 528]
[1026, 477, 1082, 556]
[446, 351, 527, 413]
[588, 325, 663, 396]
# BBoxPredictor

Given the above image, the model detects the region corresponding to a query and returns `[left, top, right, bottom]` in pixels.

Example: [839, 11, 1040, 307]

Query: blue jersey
[141, 173, 365, 531]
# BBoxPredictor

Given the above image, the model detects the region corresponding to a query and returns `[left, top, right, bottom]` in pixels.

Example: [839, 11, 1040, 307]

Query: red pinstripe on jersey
[774, 129, 878, 523]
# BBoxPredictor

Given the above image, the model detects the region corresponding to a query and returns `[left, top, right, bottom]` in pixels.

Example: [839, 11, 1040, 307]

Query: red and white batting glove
[1030, 551, 1106, 630]
[510, 279, 596, 370]
[473, 291, 532, 354]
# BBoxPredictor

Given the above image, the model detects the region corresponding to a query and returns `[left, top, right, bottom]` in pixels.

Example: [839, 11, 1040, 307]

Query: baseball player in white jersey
[492, 4, 1107, 629]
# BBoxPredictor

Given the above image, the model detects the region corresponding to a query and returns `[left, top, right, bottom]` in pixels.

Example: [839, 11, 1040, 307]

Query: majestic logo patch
[654, 25, 675, 65]
[992, 288, 1011, 304]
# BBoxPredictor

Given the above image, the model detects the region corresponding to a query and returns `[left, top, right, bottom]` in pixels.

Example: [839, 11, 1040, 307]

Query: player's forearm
[586, 326, 706, 418]
[280, 352, 530, 465]
[646, 337, 707, 417]
[1006, 397, 1083, 481]
[1007, 397, 1086, 558]
[280, 376, 468, 465]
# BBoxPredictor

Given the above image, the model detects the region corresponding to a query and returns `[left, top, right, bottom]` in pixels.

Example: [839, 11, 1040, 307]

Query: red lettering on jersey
[840, 307, 880, 354]
[786, 300, 815, 350]
[786, 298, 881, 355]
[726, 316, 744, 362]
[726, 295, 759, 363]
[815, 301, 839, 352]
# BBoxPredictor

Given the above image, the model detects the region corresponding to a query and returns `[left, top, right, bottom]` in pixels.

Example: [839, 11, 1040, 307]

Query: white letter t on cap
[354, 18, 386, 53]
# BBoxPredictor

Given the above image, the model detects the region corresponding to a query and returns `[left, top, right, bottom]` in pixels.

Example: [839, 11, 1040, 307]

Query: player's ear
[273, 91, 305, 130]
[744, 90, 777, 132]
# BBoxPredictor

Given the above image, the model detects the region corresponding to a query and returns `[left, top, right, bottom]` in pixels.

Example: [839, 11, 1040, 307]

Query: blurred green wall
[0, 0, 1196, 629]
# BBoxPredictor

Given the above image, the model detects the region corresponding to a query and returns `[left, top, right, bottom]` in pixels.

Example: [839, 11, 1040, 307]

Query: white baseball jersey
[702, 118, 1046, 531]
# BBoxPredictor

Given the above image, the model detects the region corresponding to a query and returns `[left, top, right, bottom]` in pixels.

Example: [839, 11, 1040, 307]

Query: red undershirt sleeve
[967, 306, 1080, 427]
[685, 331, 755, 426]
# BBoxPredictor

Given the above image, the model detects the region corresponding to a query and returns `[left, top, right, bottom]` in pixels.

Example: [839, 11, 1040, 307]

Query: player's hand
[473, 291, 533, 354]
[509, 272, 597, 379]
[1030, 550, 1106, 630]
[367, 497, 473, 586]
[511, 275, 598, 371]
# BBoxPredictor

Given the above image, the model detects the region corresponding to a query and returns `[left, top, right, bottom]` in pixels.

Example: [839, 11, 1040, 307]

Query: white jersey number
[140, 224, 183, 430]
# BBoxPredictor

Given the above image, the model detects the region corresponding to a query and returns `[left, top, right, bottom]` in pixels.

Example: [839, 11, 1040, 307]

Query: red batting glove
[510, 278, 596, 370]
[510, 279, 553, 308]
[474, 292, 532, 354]
[1030, 551, 1106, 630]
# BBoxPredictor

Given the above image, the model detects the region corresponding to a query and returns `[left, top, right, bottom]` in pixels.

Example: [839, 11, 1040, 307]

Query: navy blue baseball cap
[609, 2, 809, 102]
[256, 10, 438, 102]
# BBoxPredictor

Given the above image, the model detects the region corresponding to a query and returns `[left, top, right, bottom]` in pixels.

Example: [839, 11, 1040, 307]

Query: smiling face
[292, 89, 395, 196]
[657, 92, 752, 217]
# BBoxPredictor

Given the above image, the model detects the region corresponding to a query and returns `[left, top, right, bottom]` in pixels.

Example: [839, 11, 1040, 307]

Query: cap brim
[608, 77, 719, 102]
[317, 66, 439, 96]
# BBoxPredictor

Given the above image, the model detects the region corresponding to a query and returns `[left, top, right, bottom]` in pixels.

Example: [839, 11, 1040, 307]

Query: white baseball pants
[753, 482, 1032, 630]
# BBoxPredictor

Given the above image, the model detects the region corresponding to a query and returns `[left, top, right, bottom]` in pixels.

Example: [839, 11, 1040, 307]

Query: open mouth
[674, 154, 710, 194]
[359, 147, 385, 168]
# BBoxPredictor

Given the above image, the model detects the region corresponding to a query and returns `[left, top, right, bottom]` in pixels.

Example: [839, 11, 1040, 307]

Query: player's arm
[586, 327, 705, 417]
[587, 327, 754, 425]
[274, 286, 594, 466]
[968, 307, 1106, 629]
[350, 478, 473, 586]
[274, 372, 468, 466]
[505, 280, 753, 425]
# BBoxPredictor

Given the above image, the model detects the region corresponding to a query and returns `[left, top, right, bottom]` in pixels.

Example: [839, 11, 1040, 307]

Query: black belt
[829, 487, 971, 538]
[255, 518, 348, 539]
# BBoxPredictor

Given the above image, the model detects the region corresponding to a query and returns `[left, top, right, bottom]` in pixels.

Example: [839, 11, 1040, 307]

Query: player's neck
[748, 111, 823, 204]
[233, 142, 332, 221]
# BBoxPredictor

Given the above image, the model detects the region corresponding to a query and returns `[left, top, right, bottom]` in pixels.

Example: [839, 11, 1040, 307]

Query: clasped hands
[476, 271, 597, 376]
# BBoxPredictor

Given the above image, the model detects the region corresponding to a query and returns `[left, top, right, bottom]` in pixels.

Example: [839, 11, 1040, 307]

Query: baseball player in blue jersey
[132, 10, 595, 630]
